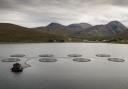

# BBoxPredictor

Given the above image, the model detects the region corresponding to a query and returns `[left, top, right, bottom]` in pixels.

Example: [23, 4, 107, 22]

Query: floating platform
[10, 54, 26, 57]
[108, 58, 125, 62]
[39, 58, 57, 62]
[96, 54, 111, 57]
[68, 54, 82, 57]
[1, 58, 20, 62]
[39, 54, 54, 57]
[73, 58, 91, 62]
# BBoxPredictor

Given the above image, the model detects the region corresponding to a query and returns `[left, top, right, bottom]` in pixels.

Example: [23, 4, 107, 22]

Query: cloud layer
[0, 0, 128, 27]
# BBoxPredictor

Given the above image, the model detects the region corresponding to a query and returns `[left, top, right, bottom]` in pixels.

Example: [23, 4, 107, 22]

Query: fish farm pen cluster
[0, 53, 126, 72]
[0, 54, 126, 63]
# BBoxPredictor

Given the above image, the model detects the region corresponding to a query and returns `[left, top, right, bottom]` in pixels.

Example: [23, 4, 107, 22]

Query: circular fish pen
[73, 58, 91, 62]
[39, 54, 54, 57]
[96, 54, 111, 57]
[68, 54, 82, 57]
[39, 58, 57, 62]
[1, 58, 20, 62]
[10, 54, 26, 57]
[108, 58, 125, 62]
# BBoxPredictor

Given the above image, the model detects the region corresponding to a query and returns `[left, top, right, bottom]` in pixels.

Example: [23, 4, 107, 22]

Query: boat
[11, 63, 23, 72]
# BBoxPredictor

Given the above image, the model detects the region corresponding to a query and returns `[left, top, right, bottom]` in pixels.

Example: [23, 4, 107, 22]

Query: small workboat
[11, 63, 23, 72]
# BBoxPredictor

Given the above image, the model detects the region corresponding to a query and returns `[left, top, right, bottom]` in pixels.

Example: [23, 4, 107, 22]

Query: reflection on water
[0, 43, 128, 89]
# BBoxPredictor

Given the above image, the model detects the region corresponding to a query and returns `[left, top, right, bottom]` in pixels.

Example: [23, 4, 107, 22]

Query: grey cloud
[1, 0, 128, 9]
[0, 0, 128, 27]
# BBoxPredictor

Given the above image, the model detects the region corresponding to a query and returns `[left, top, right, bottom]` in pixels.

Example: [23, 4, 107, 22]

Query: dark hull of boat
[11, 68, 23, 72]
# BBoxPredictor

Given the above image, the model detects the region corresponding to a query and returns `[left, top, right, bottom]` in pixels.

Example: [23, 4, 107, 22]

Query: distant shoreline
[0, 41, 125, 44]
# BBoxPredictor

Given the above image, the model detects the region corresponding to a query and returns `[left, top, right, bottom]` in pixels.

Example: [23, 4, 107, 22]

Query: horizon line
[0, 20, 127, 28]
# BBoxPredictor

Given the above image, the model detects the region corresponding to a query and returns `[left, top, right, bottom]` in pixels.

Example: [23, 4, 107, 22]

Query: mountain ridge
[0, 21, 128, 43]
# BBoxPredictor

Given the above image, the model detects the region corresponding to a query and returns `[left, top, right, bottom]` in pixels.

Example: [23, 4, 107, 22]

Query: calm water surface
[0, 43, 128, 89]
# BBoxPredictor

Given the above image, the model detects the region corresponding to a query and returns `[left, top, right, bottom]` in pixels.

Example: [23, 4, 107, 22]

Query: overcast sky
[0, 0, 128, 27]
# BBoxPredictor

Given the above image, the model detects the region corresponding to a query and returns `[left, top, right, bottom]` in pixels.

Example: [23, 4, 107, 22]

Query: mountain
[0, 23, 67, 42]
[106, 21, 127, 32]
[34, 23, 92, 37]
[0, 21, 128, 43]
[46, 22, 92, 30]
[34, 23, 73, 36]
[67, 23, 92, 30]
[41, 21, 128, 38]
[47, 23, 66, 30]
[80, 21, 128, 38]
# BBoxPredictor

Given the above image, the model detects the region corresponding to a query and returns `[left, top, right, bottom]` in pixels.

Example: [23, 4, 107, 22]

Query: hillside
[0, 21, 128, 43]
[0, 23, 68, 42]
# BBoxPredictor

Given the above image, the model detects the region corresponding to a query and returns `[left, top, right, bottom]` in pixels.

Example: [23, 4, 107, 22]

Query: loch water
[0, 43, 128, 89]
